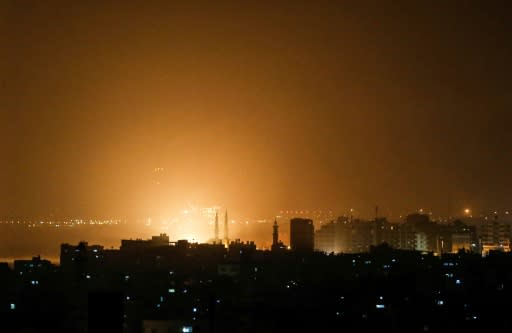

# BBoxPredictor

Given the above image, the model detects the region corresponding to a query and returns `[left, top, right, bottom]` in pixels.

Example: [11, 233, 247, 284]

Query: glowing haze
[2, 1, 512, 223]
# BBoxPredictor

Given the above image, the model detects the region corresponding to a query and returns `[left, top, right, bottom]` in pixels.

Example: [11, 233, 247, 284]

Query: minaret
[214, 211, 219, 244]
[272, 219, 279, 247]
[224, 209, 229, 246]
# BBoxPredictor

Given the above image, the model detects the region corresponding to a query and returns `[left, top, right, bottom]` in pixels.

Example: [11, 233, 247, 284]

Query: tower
[272, 219, 279, 247]
[214, 211, 219, 244]
[224, 209, 229, 246]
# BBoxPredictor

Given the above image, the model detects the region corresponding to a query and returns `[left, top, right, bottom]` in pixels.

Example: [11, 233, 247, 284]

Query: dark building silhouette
[120, 233, 169, 250]
[400, 213, 440, 252]
[214, 211, 220, 244]
[480, 217, 511, 254]
[271, 219, 287, 252]
[290, 218, 314, 251]
[273, 219, 278, 246]
[224, 209, 229, 246]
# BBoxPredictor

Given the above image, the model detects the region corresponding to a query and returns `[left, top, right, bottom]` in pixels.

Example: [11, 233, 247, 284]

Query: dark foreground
[0, 241, 511, 333]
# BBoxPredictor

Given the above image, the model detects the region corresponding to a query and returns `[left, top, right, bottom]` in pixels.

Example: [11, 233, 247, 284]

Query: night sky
[2, 1, 512, 220]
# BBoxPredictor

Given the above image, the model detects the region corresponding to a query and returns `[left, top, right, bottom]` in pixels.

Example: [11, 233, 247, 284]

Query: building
[314, 217, 401, 254]
[373, 218, 400, 249]
[315, 221, 341, 253]
[120, 233, 170, 251]
[60, 241, 104, 270]
[271, 220, 287, 251]
[451, 233, 472, 253]
[480, 219, 511, 254]
[290, 218, 314, 251]
[400, 214, 440, 253]
[13, 256, 54, 274]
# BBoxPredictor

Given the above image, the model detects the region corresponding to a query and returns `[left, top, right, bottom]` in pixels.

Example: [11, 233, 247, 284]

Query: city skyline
[2, 2, 512, 332]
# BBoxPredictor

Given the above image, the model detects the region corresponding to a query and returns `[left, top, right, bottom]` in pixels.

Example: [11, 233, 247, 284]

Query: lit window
[10, 303, 15, 310]
[168, 288, 175, 293]
[193, 307, 197, 313]
[182, 327, 193, 333]
[376, 304, 385, 309]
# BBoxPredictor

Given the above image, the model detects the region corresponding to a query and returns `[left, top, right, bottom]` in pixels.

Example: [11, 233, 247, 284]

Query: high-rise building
[480, 219, 511, 254]
[272, 219, 279, 246]
[400, 214, 440, 253]
[290, 218, 314, 251]
[214, 211, 219, 244]
[224, 209, 229, 246]
[315, 221, 342, 253]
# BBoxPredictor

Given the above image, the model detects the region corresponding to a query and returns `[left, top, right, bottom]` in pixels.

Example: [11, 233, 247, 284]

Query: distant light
[126, 296, 130, 301]
[193, 307, 197, 313]
[376, 304, 385, 309]
[10, 303, 15, 310]
[86, 275, 91, 279]
[124, 275, 130, 280]
[464, 208, 471, 215]
[169, 288, 175, 293]
[456, 279, 462, 285]
[437, 300, 444, 306]
[182, 327, 193, 333]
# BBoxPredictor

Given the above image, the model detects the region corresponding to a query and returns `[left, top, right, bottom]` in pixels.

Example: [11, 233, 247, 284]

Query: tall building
[315, 221, 343, 253]
[214, 211, 219, 244]
[272, 219, 278, 246]
[315, 216, 400, 254]
[271, 219, 287, 251]
[290, 218, 314, 251]
[480, 219, 511, 254]
[400, 214, 440, 253]
[224, 209, 229, 246]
